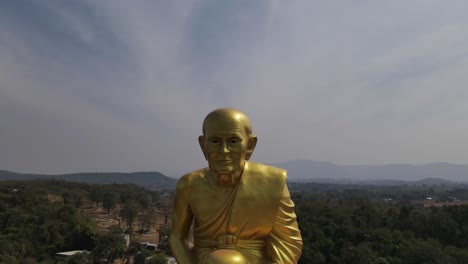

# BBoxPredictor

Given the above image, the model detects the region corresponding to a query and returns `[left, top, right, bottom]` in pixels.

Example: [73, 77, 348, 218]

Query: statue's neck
[216, 171, 241, 188]
[210, 162, 247, 189]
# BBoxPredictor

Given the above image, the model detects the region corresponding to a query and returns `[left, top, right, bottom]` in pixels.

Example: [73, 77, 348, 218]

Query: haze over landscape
[1, 1, 468, 178]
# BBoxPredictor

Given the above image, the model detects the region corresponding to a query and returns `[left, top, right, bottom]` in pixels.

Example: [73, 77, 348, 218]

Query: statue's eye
[210, 138, 220, 144]
[230, 138, 240, 144]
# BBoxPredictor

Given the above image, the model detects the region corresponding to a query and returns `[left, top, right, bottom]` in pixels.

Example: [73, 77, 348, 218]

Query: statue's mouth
[216, 160, 232, 165]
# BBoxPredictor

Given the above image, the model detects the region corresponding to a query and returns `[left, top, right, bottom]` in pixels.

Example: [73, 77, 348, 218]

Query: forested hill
[0, 170, 176, 188]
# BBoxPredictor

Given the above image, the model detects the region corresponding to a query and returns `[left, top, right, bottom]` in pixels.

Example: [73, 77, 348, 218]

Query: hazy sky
[1, 1, 468, 176]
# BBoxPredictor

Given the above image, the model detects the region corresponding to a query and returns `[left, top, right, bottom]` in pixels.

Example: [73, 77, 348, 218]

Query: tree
[89, 188, 103, 209]
[61, 192, 82, 208]
[111, 209, 125, 228]
[102, 192, 117, 213]
[65, 252, 94, 264]
[120, 200, 140, 230]
[445, 246, 468, 264]
[92, 233, 126, 264]
[139, 208, 156, 232]
[429, 210, 461, 244]
[399, 238, 451, 264]
[147, 254, 168, 264]
[0, 254, 18, 264]
[163, 204, 170, 225]
[134, 250, 153, 264]
[136, 194, 151, 209]
[157, 225, 171, 251]
[341, 243, 376, 264]
[0, 180, 97, 263]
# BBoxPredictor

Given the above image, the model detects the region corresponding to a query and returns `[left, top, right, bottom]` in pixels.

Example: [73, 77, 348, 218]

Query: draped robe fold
[180, 161, 302, 263]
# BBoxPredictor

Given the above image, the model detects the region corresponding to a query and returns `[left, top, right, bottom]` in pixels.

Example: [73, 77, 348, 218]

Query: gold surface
[170, 108, 302, 264]
[205, 249, 247, 264]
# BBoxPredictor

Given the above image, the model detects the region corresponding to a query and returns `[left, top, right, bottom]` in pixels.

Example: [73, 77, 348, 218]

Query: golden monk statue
[170, 108, 302, 264]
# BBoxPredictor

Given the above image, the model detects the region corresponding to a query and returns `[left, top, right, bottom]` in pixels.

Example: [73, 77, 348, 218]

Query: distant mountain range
[0, 170, 177, 189]
[273, 160, 468, 184]
[2, 160, 468, 188]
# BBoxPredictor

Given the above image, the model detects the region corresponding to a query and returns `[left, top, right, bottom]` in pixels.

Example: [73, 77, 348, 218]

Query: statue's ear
[198, 135, 208, 160]
[245, 135, 257, 160]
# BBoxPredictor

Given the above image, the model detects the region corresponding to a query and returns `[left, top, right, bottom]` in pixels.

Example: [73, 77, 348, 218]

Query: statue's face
[201, 118, 252, 176]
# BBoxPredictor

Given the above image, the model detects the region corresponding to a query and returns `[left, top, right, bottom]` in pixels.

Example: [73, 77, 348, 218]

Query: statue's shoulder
[176, 167, 209, 189]
[245, 161, 287, 181]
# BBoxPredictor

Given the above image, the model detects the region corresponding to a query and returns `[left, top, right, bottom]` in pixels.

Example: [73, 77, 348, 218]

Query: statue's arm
[169, 177, 195, 264]
[267, 183, 303, 264]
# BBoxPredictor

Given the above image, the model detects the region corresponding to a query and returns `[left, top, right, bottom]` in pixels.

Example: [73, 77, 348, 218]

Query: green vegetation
[294, 185, 468, 264]
[133, 250, 167, 264]
[0, 179, 171, 263]
[0, 181, 96, 262]
[2, 177, 468, 263]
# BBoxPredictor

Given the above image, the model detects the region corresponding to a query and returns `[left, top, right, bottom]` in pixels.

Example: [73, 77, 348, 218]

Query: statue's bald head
[202, 108, 253, 136]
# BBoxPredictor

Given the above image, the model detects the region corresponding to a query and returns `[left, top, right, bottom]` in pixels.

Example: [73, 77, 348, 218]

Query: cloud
[1, 1, 468, 175]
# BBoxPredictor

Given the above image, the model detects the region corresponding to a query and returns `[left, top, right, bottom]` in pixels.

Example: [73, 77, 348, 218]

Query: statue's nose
[219, 141, 229, 153]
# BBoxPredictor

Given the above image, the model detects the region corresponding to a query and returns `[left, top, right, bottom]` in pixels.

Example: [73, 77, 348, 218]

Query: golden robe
[174, 161, 302, 264]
